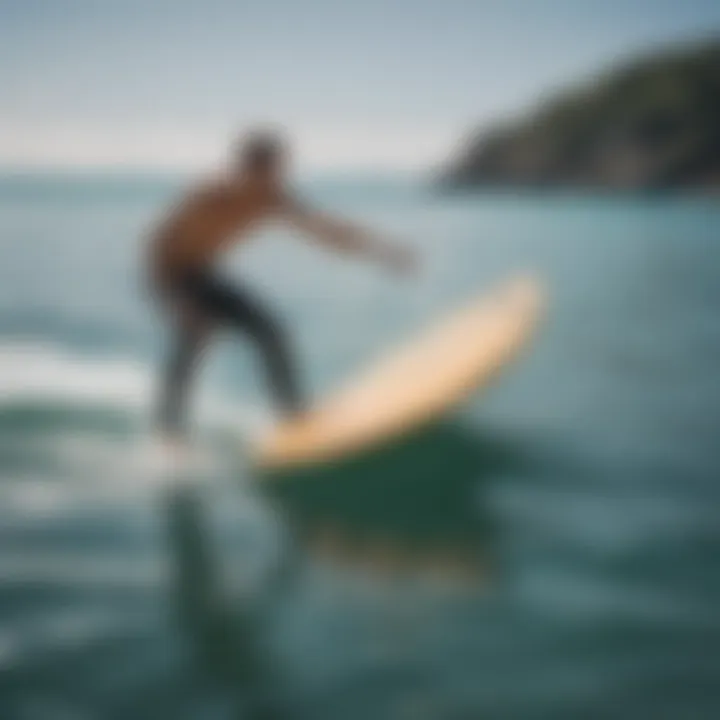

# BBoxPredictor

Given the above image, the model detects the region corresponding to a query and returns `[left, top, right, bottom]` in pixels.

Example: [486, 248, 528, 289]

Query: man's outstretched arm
[279, 194, 416, 273]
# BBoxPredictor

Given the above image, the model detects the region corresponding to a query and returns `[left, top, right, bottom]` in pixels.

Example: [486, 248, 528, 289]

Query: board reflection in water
[256, 419, 533, 589]
[162, 419, 537, 718]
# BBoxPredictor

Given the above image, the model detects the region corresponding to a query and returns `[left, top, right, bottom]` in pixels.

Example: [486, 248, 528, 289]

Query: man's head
[234, 129, 288, 187]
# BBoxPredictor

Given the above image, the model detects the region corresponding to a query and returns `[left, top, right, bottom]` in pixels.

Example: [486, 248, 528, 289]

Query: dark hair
[237, 130, 286, 170]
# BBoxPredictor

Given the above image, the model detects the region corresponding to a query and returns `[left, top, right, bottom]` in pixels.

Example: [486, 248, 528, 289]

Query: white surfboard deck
[252, 274, 545, 471]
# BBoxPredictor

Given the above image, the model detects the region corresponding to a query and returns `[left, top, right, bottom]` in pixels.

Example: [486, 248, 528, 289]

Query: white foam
[0, 342, 275, 499]
[0, 340, 271, 433]
[0, 341, 150, 408]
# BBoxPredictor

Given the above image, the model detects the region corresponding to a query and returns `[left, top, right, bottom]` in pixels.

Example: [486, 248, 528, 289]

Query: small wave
[0, 342, 275, 510]
[0, 342, 151, 409]
[0, 341, 272, 432]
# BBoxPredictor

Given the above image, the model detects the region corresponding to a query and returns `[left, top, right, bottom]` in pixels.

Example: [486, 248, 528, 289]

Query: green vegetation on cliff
[441, 38, 720, 191]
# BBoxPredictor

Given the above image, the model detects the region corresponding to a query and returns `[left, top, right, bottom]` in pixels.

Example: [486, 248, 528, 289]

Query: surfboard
[252, 274, 545, 471]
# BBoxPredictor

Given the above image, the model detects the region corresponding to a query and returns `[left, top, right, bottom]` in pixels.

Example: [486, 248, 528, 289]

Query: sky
[1, 0, 719, 172]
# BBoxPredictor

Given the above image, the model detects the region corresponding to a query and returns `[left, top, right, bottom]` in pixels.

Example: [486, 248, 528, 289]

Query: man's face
[255, 153, 286, 189]
[238, 138, 289, 191]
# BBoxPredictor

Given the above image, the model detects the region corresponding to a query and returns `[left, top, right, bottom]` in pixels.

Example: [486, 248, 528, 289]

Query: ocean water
[0, 172, 719, 719]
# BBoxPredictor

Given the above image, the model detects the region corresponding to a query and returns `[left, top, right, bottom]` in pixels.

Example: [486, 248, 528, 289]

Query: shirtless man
[148, 130, 415, 444]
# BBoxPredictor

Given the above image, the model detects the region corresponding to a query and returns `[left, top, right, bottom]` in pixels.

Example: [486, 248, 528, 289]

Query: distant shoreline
[439, 37, 720, 194]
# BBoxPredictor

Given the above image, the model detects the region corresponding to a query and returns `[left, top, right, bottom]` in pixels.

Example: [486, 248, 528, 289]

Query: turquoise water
[0, 173, 719, 718]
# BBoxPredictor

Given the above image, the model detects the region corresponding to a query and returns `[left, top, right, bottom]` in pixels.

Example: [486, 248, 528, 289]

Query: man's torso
[150, 179, 281, 280]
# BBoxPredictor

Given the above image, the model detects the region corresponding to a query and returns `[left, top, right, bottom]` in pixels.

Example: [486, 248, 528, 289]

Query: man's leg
[157, 318, 211, 439]
[190, 274, 304, 417]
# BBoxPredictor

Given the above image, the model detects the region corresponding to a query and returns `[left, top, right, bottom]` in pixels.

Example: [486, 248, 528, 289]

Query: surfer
[147, 129, 416, 446]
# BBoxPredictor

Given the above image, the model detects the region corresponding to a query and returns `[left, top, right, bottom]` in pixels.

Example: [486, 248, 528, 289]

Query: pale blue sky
[1, 0, 719, 170]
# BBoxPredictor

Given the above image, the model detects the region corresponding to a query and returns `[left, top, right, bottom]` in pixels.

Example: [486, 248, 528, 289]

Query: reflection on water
[164, 486, 283, 719]
[160, 420, 544, 719]
[256, 420, 533, 586]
